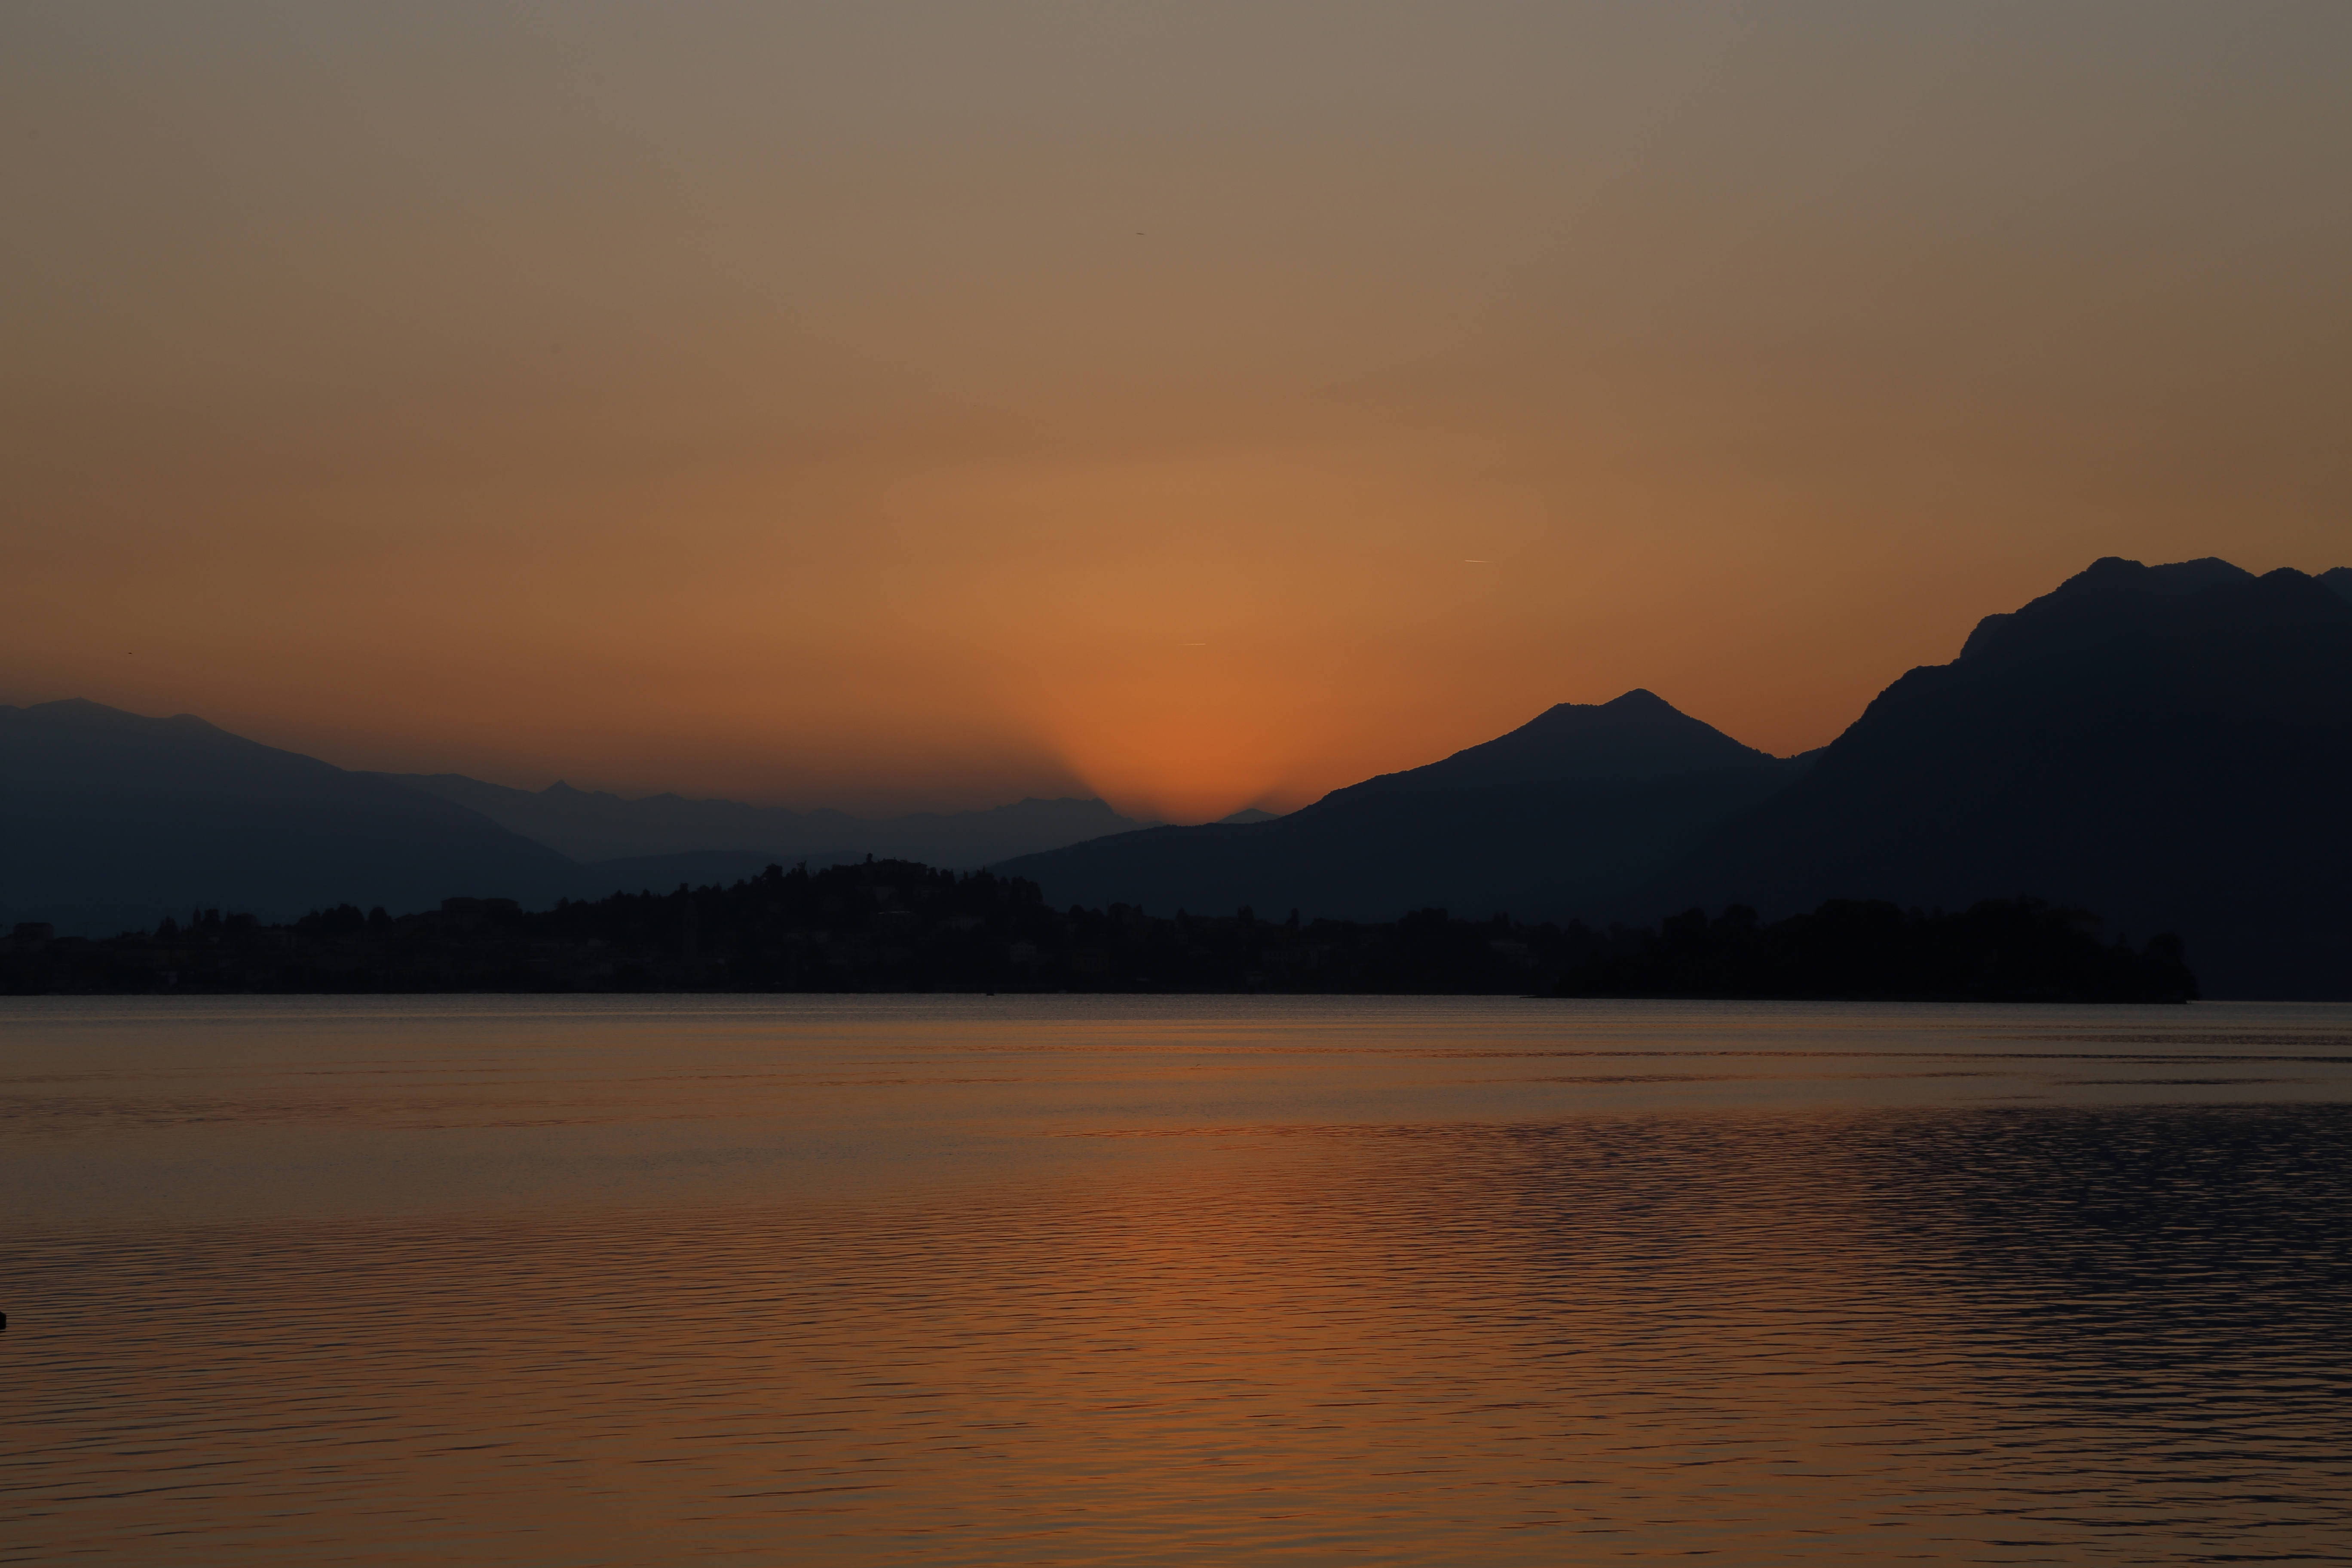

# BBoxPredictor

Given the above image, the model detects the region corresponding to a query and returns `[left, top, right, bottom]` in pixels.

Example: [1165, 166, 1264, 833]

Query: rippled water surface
[6, 995, 2352, 1564]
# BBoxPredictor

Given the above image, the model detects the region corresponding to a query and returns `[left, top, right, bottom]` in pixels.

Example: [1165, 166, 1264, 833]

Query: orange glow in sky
[5, 4, 2347, 821]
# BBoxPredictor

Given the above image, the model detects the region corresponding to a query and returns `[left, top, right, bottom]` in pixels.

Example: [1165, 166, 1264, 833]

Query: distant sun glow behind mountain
[5, 3, 2348, 821]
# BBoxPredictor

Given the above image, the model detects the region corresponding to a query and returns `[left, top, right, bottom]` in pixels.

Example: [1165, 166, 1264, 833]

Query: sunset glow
[6, 3, 2347, 818]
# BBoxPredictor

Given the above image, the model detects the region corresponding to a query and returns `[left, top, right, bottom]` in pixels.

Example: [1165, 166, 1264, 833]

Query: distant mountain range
[374, 772, 1151, 866]
[6, 556, 2347, 996]
[1, 701, 582, 937]
[0, 706, 1148, 936]
[996, 690, 1813, 924]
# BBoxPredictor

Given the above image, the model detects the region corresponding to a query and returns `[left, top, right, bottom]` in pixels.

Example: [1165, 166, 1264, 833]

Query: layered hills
[377, 772, 1147, 867]
[995, 690, 1813, 922]
[0, 700, 582, 936]
[0, 703, 1147, 934]
[7, 555, 2346, 996]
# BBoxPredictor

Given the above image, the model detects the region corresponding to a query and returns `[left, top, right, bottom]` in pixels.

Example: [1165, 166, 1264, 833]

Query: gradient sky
[6, 2, 2348, 820]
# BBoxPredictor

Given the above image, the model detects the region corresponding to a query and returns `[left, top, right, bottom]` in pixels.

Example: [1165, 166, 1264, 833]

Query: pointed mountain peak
[1504, 689, 1749, 752]
[1314, 690, 1782, 808]
[1520, 688, 1678, 726]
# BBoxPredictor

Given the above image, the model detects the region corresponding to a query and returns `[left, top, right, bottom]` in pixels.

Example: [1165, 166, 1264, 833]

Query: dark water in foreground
[5, 997, 2350, 1565]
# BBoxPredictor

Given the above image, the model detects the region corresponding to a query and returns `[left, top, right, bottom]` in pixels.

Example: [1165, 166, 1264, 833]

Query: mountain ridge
[11, 554, 2347, 993]
[0, 701, 1147, 934]
[1, 698, 582, 935]
[994, 689, 1813, 922]
[376, 771, 1152, 867]
[1624, 557, 2352, 997]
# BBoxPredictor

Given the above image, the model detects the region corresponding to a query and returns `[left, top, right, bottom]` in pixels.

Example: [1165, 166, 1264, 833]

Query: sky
[5, 2, 2348, 821]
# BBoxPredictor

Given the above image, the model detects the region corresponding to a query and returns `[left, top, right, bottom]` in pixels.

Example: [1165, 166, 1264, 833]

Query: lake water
[5, 995, 2351, 1565]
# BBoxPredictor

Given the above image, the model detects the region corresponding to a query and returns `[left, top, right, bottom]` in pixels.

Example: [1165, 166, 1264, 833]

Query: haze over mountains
[6, 557, 2347, 996]
[0, 707, 1148, 937]
[1, 701, 581, 938]
[377, 772, 1149, 868]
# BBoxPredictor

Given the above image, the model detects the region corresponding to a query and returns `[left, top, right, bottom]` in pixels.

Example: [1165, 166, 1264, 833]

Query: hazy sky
[6, 2, 2348, 819]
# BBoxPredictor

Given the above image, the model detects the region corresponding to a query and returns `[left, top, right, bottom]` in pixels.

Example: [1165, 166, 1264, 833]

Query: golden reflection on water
[4, 997, 2350, 1563]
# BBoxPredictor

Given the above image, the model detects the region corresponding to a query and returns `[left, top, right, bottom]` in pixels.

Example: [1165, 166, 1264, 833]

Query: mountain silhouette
[996, 690, 1812, 922]
[1630, 557, 2352, 998]
[16, 556, 2343, 992]
[0, 701, 1151, 935]
[1, 699, 581, 934]
[376, 773, 1151, 867]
